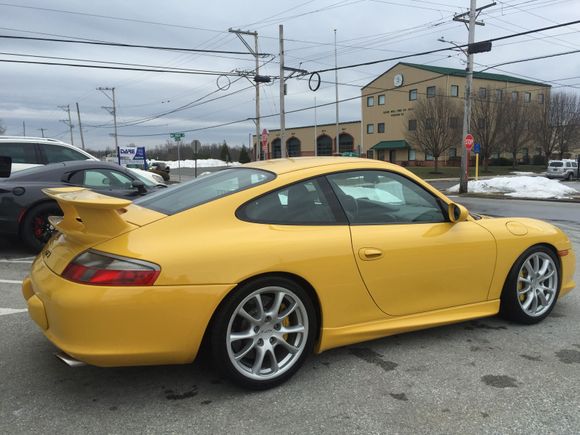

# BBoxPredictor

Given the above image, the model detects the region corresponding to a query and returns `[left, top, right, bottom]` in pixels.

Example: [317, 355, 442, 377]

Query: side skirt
[316, 300, 500, 353]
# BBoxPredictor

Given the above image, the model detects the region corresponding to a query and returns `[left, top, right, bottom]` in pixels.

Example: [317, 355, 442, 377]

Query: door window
[327, 170, 446, 224]
[69, 169, 134, 189]
[43, 144, 89, 163]
[0, 142, 38, 164]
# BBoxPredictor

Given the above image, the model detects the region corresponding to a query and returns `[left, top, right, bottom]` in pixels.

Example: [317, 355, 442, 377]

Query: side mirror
[0, 156, 12, 178]
[448, 202, 469, 223]
[131, 179, 146, 194]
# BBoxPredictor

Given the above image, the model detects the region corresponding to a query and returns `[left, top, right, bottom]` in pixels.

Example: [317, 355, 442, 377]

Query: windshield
[134, 168, 275, 214]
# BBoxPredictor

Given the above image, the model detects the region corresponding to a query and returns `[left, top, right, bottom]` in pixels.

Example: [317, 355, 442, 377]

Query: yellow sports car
[22, 157, 575, 389]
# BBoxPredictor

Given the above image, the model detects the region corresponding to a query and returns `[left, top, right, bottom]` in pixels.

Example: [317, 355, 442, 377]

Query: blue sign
[118, 146, 147, 169]
[473, 143, 481, 154]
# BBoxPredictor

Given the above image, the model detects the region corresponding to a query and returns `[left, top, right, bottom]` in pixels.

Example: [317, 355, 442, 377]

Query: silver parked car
[546, 159, 579, 180]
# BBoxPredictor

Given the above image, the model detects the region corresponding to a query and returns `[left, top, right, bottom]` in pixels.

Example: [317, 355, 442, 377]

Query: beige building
[254, 62, 551, 163]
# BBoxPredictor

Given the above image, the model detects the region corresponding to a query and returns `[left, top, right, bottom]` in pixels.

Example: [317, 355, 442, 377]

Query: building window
[408, 119, 417, 131]
[449, 117, 459, 129]
[426, 118, 434, 130]
[450, 85, 459, 97]
[409, 89, 417, 101]
[496, 89, 503, 101]
[522, 148, 529, 157]
[448, 147, 457, 158]
[524, 92, 531, 103]
[366, 123, 374, 134]
[512, 91, 518, 102]
[425, 152, 434, 161]
[478, 87, 487, 99]
[426, 86, 436, 98]
[366, 96, 374, 107]
[378, 94, 385, 105]
[377, 122, 385, 133]
[538, 93, 544, 104]
[408, 149, 416, 161]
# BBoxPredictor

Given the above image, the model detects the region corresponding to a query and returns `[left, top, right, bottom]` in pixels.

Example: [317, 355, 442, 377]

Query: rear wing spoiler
[42, 187, 136, 244]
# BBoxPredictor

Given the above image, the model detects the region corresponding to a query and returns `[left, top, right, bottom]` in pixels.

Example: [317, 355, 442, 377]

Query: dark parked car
[0, 160, 165, 251]
[149, 161, 171, 182]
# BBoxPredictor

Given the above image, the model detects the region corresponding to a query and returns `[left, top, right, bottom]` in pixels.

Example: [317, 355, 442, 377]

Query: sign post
[261, 128, 268, 160]
[473, 142, 481, 181]
[464, 134, 474, 188]
[170, 132, 185, 182]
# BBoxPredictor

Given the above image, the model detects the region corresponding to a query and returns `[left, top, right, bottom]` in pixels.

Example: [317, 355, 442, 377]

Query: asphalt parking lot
[1, 199, 579, 434]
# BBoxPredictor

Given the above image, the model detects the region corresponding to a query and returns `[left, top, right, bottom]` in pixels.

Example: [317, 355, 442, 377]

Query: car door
[67, 168, 141, 199]
[327, 170, 497, 317]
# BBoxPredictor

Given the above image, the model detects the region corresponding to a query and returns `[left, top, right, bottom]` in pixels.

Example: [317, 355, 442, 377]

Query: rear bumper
[22, 256, 235, 367]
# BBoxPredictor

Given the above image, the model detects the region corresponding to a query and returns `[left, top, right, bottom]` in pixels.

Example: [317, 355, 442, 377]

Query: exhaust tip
[54, 351, 87, 367]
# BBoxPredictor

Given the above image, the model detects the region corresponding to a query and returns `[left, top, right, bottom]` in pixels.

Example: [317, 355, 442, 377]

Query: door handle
[358, 248, 383, 260]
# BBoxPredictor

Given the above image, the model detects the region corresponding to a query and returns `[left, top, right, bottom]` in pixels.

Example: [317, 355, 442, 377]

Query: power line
[308, 19, 580, 74]
[0, 34, 271, 57]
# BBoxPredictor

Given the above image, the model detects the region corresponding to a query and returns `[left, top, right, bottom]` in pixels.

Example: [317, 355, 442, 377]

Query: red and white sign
[464, 133, 474, 151]
[261, 128, 268, 152]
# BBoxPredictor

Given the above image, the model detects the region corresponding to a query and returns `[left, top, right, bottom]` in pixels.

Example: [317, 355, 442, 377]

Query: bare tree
[531, 93, 558, 161]
[0, 119, 6, 135]
[553, 92, 580, 158]
[405, 92, 462, 172]
[501, 96, 534, 168]
[471, 89, 506, 171]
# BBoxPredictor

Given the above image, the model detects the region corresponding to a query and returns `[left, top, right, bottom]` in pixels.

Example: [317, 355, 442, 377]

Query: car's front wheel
[210, 277, 317, 389]
[500, 245, 560, 324]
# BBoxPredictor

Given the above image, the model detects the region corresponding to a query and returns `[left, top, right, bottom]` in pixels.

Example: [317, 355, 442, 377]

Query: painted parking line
[0, 259, 34, 264]
[0, 308, 27, 316]
[0, 279, 23, 284]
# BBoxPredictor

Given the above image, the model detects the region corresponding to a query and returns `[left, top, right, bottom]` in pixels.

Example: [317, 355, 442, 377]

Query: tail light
[62, 250, 160, 286]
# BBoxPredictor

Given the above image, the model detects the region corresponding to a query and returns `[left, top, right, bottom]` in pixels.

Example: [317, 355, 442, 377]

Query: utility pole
[334, 29, 340, 154]
[22, 121, 26, 136]
[97, 87, 118, 150]
[38, 128, 47, 138]
[279, 24, 286, 157]
[76, 102, 86, 150]
[454, 1, 495, 193]
[228, 28, 263, 160]
[58, 104, 74, 145]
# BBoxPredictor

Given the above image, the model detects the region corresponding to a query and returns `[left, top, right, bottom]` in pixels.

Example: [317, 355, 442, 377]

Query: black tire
[499, 245, 561, 325]
[20, 202, 62, 252]
[209, 276, 317, 390]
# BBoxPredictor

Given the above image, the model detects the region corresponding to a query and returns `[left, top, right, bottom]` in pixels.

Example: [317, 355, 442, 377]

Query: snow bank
[150, 159, 241, 169]
[448, 176, 578, 199]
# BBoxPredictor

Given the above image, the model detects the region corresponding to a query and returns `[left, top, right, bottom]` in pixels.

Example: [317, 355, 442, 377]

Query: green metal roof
[370, 140, 409, 150]
[399, 62, 550, 87]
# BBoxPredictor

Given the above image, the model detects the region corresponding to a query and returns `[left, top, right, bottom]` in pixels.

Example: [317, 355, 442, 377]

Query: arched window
[287, 137, 301, 157]
[339, 133, 354, 154]
[271, 138, 281, 159]
[317, 134, 332, 156]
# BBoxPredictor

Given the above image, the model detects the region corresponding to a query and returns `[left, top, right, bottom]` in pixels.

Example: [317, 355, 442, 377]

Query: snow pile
[150, 159, 241, 169]
[448, 176, 578, 199]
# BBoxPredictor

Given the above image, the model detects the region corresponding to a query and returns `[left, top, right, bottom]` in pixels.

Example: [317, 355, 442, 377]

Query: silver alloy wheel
[225, 286, 309, 381]
[516, 252, 558, 317]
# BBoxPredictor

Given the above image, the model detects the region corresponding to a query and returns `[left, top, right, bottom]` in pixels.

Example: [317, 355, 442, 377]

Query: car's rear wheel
[500, 246, 560, 324]
[210, 277, 316, 390]
[21, 202, 62, 252]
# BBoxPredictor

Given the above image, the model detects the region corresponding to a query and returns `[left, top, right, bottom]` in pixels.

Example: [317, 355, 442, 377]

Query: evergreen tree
[220, 141, 231, 162]
[239, 146, 251, 163]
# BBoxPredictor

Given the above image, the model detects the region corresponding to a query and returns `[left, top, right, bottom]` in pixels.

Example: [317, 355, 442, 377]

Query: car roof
[245, 157, 399, 175]
[8, 160, 130, 180]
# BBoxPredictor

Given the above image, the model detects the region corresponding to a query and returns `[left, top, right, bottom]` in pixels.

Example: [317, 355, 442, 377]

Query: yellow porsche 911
[23, 157, 575, 389]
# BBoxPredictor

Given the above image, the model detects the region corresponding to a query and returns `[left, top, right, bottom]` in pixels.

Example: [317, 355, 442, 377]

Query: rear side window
[549, 162, 563, 167]
[238, 178, 339, 225]
[43, 144, 89, 163]
[0, 142, 38, 164]
[134, 168, 274, 215]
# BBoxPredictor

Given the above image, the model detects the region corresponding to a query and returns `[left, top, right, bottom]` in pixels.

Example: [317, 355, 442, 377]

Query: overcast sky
[0, 0, 579, 150]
